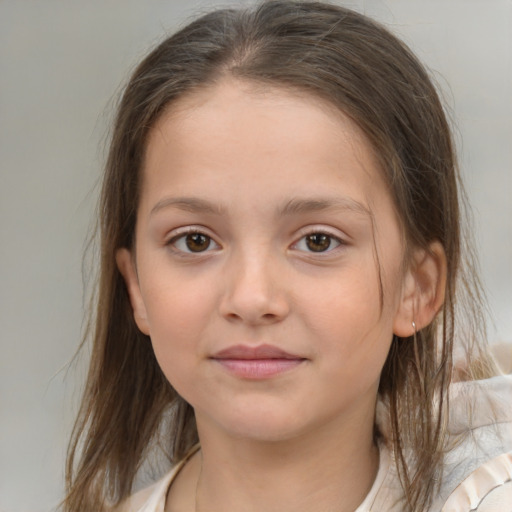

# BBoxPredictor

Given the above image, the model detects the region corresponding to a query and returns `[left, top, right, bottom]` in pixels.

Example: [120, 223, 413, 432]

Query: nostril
[225, 312, 242, 321]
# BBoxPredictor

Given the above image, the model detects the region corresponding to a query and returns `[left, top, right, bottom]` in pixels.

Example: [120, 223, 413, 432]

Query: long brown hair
[64, 2, 494, 510]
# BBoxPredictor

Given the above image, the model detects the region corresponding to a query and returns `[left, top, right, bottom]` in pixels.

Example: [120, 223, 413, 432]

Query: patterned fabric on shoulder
[442, 451, 512, 511]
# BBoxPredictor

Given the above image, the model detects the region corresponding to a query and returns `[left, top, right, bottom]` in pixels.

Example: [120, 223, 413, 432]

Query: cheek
[307, 261, 398, 376]
[142, 284, 211, 399]
[148, 288, 210, 338]
[139, 255, 217, 334]
[308, 262, 382, 333]
[138, 270, 219, 376]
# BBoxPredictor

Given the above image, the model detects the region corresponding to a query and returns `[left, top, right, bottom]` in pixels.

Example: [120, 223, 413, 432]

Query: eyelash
[166, 228, 220, 255]
[291, 230, 345, 255]
[166, 228, 346, 256]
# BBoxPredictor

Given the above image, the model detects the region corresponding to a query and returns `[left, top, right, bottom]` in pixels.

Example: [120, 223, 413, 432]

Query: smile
[211, 344, 306, 379]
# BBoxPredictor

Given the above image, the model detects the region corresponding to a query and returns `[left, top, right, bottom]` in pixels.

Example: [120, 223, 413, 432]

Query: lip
[212, 344, 301, 360]
[211, 344, 306, 379]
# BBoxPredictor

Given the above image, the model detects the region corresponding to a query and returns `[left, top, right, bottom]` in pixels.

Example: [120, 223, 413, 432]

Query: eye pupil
[306, 233, 331, 252]
[186, 233, 210, 252]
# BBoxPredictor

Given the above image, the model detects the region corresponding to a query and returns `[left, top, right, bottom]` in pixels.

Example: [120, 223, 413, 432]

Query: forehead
[141, 79, 393, 217]
[148, 80, 372, 159]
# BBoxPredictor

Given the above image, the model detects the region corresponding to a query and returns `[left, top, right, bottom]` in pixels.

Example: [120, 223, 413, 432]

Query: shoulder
[441, 451, 512, 511]
[438, 374, 512, 511]
[372, 374, 512, 511]
[113, 484, 155, 512]
[113, 444, 201, 512]
[112, 471, 175, 512]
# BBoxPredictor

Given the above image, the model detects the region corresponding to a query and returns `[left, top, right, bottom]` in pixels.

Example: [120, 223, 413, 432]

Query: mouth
[210, 344, 306, 379]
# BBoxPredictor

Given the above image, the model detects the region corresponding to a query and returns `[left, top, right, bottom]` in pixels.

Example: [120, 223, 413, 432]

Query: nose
[219, 250, 290, 325]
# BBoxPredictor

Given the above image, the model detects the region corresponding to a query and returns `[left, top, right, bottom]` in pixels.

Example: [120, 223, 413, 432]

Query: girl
[63, 1, 512, 511]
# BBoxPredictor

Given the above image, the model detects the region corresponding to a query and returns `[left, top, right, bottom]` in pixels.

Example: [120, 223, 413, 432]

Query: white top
[118, 375, 512, 511]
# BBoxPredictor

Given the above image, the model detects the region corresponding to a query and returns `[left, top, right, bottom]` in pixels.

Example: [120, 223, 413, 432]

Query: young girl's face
[119, 80, 413, 442]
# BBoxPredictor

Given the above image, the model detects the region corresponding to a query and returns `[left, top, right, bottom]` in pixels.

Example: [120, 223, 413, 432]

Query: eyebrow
[150, 197, 225, 216]
[150, 195, 371, 218]
[278, 197, 371, 217]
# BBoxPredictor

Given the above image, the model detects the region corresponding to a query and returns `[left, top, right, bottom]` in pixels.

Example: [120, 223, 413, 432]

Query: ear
[116, 248, 150, 335]
[393, 241, 447, 337]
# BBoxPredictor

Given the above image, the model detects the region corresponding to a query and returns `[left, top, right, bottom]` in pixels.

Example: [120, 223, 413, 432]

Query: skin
[117, 79, 446, 512]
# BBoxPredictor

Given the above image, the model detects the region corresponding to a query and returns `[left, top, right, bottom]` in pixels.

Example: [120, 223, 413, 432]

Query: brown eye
[293, 232, 342, 254]
[185, 233, 211, 252]
[305, 233, 332, 252]
[169, 231, 218, 254]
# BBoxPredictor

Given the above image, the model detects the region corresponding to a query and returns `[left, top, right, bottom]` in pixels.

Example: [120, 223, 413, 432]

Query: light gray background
[1, 1, 511, 511]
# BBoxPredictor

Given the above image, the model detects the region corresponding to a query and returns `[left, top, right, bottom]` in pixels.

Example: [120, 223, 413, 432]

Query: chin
[204, 404, 313, 444]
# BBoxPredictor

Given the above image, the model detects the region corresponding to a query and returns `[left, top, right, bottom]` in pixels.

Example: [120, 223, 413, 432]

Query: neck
[194, 412, 379, 512]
